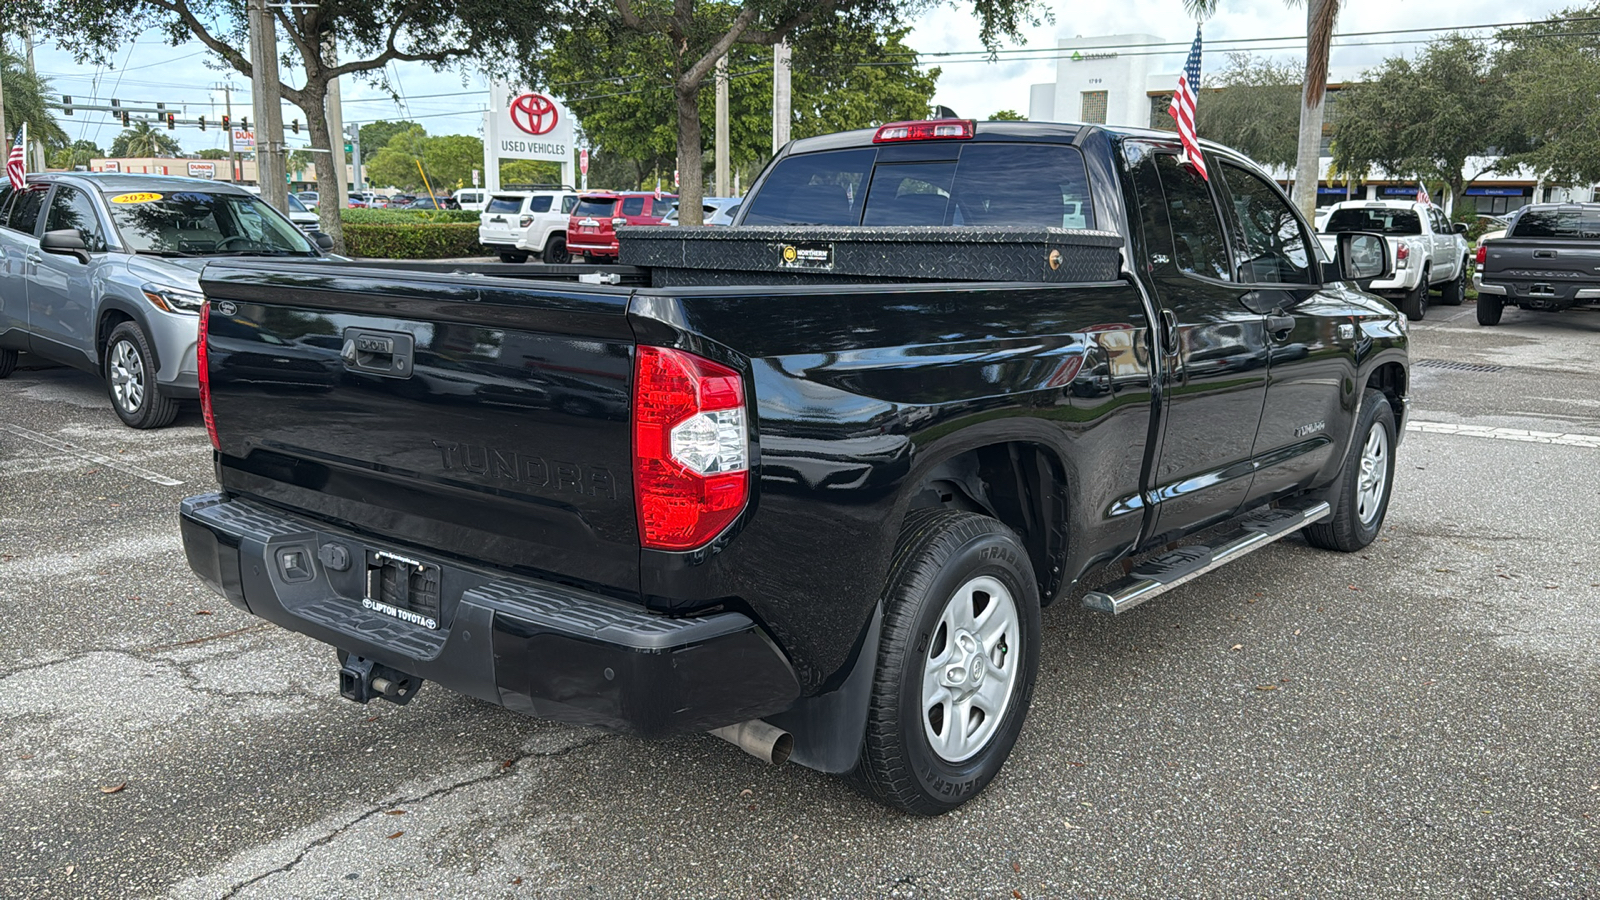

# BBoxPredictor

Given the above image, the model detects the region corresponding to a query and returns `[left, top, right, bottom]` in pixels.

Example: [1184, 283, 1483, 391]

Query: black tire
[0, 348, 16, 379]
[854, 509, 1041, 815]
[1399, 267, 1428, 321]
[104, 321, 179, 429]
[542, 235, 571, 265]
[1439, 262, 1467, 306]
[499, 251, 529, 264]
[1477, 293, 1504, 326]
[1304, 389, 1396, 552]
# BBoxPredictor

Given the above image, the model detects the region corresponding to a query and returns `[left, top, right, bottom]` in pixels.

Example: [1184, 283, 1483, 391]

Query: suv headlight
[142, 284, 206, 315]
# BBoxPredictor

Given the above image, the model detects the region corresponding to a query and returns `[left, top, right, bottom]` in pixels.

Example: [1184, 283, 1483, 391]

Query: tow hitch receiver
[338, 653, 423, 706]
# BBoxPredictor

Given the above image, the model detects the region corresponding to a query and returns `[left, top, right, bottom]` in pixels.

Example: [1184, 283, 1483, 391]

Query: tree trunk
[300, 89, 346, 254]
[674, 80, 705, 226]
[1293, 0, 1331, 219]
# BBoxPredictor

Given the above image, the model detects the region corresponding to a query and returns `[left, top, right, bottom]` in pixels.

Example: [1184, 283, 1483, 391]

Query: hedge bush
[342, 208, 479, 225]
[343, 222, 487, 259]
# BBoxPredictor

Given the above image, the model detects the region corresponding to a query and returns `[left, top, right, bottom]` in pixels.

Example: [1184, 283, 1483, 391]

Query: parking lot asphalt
[2, 303, 1598, 899]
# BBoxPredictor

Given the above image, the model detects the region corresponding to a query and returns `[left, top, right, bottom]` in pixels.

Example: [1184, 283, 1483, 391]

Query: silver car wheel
[921, 574, 1021, 763]
[1355, 423, 1389, 526]
[108, 339, 145, 413]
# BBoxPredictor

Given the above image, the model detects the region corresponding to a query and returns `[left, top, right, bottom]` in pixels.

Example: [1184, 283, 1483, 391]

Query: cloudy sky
[30, 0, 1573, 157]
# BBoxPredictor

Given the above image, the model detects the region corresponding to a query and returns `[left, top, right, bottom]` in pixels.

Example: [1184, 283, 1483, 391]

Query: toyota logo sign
[509, 93, 560, 136]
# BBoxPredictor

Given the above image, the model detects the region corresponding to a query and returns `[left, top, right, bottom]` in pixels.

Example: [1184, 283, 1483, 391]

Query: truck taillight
[633, 346, 748, 550]
[1475, 243, 1486, 265]
[197, 301, 219, 450]
[873, 119, 976, 143]
[1395, 243, 1410, 268]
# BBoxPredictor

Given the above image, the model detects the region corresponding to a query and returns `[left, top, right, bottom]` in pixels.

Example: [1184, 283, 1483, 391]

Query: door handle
[1532, 249, 1557, 258]
[1265, 313, 1295, 337]
[25, 252, 42, 265]
[1161, 309, 1179, 356]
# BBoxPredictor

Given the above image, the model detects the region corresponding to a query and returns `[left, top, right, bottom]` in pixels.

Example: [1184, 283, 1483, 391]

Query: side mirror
[311, 232, 335, 251]
[1452, 221, 1468, 235]
[1337, 232, 1391, 289]
[40, 229, 92, 265]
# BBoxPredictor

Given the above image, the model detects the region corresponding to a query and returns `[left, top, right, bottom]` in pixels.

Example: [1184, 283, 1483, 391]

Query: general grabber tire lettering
[1305, 389, 1396, 552]
[0, 348, 16, 378]
[105, 321, 179, 429]
[854, 509, 1041, 815]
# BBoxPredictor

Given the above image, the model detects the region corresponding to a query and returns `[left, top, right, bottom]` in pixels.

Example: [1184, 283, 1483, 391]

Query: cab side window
[1153, 153, 1232, 280]
[1219, 162, 1315, 285]
[44, 186, 109, 252]
[6, 186, 47, 236]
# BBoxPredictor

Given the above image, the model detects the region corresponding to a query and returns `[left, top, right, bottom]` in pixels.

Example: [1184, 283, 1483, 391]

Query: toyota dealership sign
[490, 85, 572, 162]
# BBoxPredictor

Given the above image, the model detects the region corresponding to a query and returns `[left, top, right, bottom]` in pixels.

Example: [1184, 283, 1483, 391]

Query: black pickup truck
[180, 120, 1406, 814]
[1475, 202, 1600, 325]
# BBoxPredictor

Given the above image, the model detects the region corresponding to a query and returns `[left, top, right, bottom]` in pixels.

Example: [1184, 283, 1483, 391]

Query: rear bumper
[1474, 274, 1599, 309]
[567, 236, 619, 256]
[179, 492, 800, 736]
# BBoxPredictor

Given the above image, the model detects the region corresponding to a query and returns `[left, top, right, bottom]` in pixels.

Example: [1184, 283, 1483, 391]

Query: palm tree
[109, 120, 182, 158]
[1185, 0, 1339, 217]
[2, 49, 67, 150]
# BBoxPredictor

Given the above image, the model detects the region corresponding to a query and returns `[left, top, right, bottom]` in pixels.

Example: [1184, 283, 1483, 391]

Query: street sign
[580, 149, 589, 175]
[230, 129, 256, 151]
[187, 161, 217, 180]
[344, 142, 353, 153]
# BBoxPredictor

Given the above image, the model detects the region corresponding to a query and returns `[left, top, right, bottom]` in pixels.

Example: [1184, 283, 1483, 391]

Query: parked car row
[1315, 199, 1470, 321]
[478, 189, 749, 264]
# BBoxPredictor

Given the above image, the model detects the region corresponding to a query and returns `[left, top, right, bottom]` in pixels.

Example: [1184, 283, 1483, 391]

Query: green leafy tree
[987, 109, 1026, 121]
[286, 148, 316, 176]
[1494, 5, 1600, 185]
[363, 124, 429, 189]
[1190, 53, 1301, 170]
[501, 159, 565, 187]
[109, 121, 183, 158]
[48, 139, 102, 170]
[549, 20, 939, 198]
[358, 119, 421, 162]
[2, 49, 68, 150]
[195, 148, 229, 159]
[31, 0, 562, 252]
[527, 0, 1041, 223]
[1332, 36, 1510, 205]
[420, 134, 483, 190]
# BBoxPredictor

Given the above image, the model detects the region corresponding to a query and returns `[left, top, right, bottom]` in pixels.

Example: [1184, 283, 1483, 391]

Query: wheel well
[1367, 362, 1407, 422]
[904, 442, 1069, 604]
[96, 309, 136, 374]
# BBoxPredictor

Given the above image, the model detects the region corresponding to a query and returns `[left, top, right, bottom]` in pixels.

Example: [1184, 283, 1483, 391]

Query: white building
[1027, 33, 1594, 214]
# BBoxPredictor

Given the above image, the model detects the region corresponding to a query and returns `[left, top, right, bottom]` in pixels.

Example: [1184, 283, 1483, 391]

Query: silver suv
[0, 173, 332, 428]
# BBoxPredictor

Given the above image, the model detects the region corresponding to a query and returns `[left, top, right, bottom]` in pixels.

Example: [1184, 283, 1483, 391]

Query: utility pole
[221, 83, 239, 183]
[322, 30, 349, 211]
[715, 55, 729, 198]
[772, 41, 791, 154]
[24, 25, 46, 171]
[247, 0, 288, 212]
[348, 124, 363, 191]
[0, 30, 8, 157]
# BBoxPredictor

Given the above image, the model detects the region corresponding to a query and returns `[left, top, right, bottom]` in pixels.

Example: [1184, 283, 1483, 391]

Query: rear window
[1511, 209, 1600, 239]
[574, 198, 616, 218]
[742, 143, 1096, 230]
[485, 196, 524, 214]
[1325, 208, 1421, 235]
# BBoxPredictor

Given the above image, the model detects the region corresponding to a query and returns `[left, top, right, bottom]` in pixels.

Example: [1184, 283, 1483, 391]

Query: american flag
[1416, 183, 1431, 205]
[6, 126, 25, 192]
[1169, 27, 1207, 180]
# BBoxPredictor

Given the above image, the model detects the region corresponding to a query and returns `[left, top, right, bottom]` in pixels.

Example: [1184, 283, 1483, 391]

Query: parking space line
[0, 423, 185, 486]
[1406, 420, 1600, 450]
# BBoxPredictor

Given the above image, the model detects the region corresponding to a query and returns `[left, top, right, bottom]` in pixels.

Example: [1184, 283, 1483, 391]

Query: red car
[567, 191, 676, 261]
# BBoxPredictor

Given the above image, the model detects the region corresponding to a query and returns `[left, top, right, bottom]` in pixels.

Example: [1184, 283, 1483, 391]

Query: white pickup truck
[478, 190, 580, 264]
[1317, 200, 1470, 321]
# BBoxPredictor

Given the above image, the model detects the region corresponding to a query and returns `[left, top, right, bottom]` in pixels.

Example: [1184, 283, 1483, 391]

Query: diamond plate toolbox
[618, 225, 1125, 287]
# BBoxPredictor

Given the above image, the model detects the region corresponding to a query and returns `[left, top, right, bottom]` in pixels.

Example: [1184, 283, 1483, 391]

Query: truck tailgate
[198, 261, 639, 595]
[1482, 237, 1600, 301]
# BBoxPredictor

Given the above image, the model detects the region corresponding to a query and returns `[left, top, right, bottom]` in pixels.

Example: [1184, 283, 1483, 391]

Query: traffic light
[120, 110, 130, 126]
[221, 114, 231, 130]
[198, 115, 206, 131]
[291, 119, 299, 134]
[62, 95, 73, 116]
[166, 112, 176, 130]
[240, 116, 248, 131]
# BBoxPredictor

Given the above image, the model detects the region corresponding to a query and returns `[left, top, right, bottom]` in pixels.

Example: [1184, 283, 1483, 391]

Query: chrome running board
[1083, 499, 1332, 615]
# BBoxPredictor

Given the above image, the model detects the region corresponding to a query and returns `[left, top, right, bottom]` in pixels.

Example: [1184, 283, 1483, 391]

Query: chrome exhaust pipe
[710, 719, 793, 766]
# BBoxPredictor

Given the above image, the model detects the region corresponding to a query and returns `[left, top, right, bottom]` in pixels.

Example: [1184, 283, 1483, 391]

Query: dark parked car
[1475, 202, 1600, 324]
[181, 120, 1402, 814]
